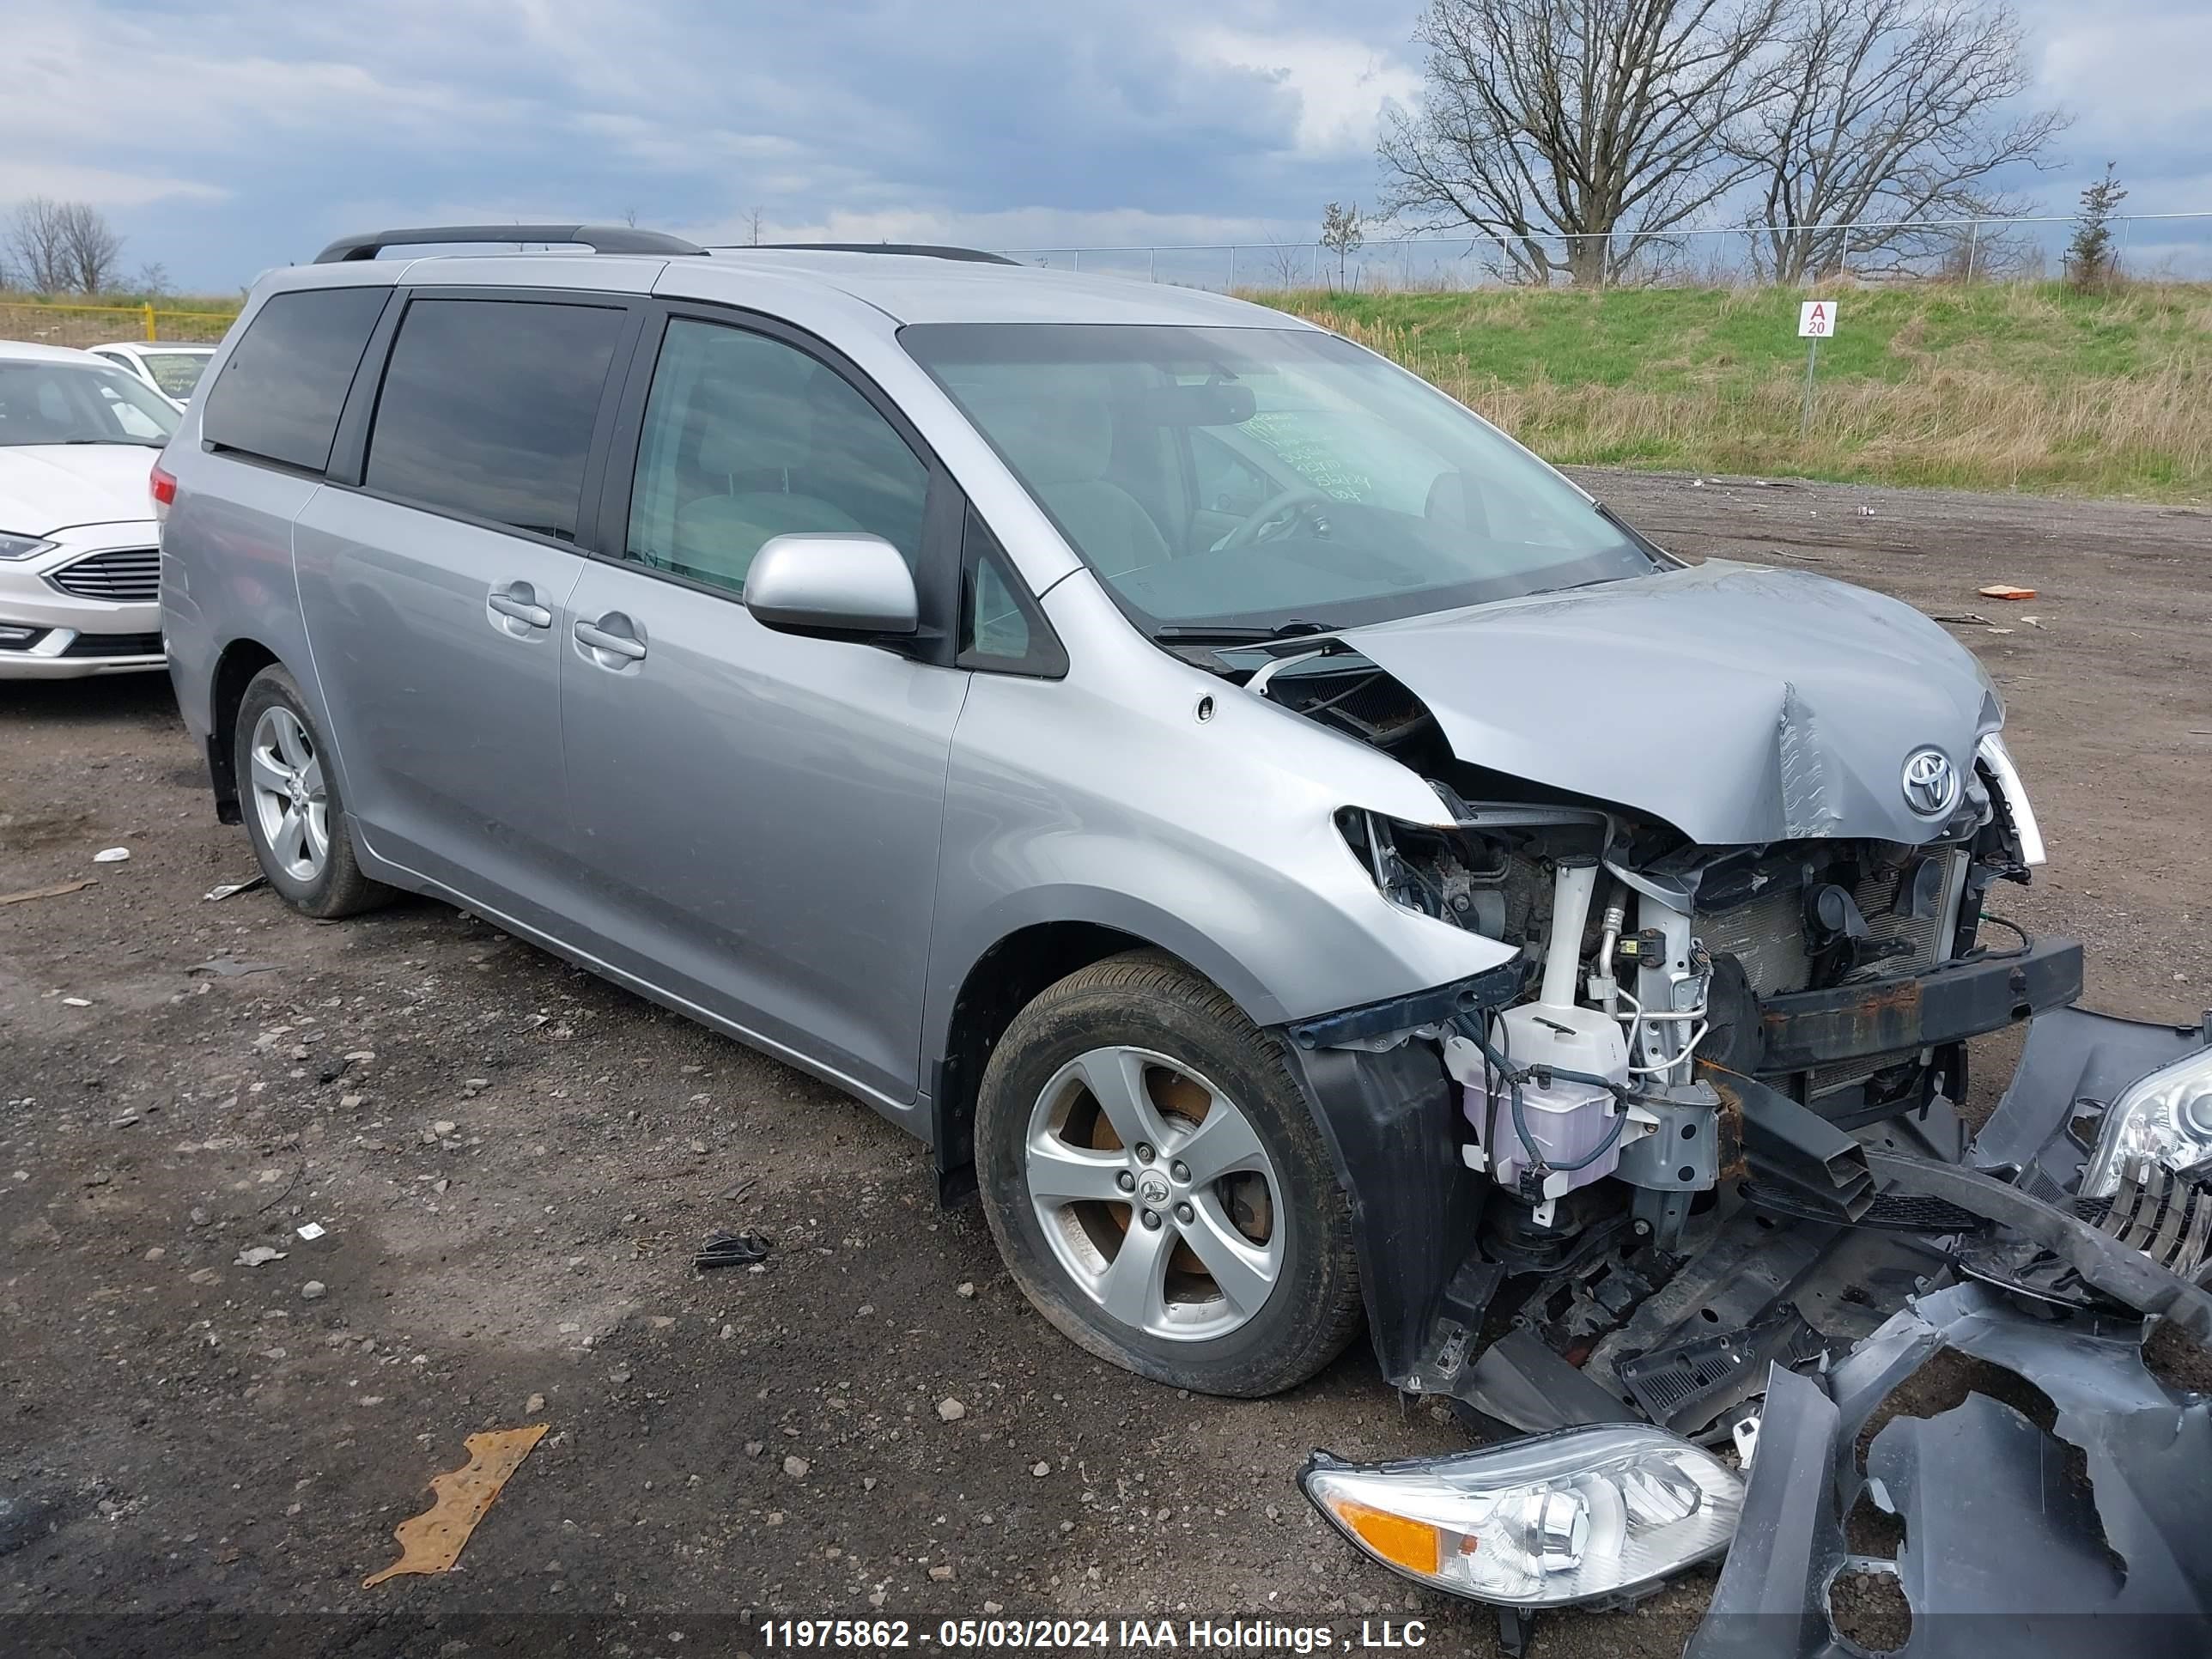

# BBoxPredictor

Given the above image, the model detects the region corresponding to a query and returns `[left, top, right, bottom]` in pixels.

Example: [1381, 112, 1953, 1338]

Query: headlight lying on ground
[2081, 1042, 2212, 1199]
[1300, 1425, 1742, 1607]
[0, 530, 58, 561]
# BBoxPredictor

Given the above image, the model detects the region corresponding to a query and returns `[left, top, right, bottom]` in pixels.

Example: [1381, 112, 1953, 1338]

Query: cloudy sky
[5, 0, 2207, 290]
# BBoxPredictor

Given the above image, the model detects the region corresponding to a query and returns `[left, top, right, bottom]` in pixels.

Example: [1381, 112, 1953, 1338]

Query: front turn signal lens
[1300, 1424, 1741, 1607]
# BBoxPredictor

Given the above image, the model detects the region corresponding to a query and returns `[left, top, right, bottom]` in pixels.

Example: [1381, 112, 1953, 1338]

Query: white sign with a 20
[1799, 300, 1839, 337]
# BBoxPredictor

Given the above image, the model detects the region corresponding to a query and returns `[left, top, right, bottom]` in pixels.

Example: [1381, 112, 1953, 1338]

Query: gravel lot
[3, 470, 2208, 1658]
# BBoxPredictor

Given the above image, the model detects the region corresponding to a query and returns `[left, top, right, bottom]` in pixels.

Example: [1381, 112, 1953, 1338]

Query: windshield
[901, 323, 1656, 633]
[0, 362, 180, 447]
[141, 351, 212, 399]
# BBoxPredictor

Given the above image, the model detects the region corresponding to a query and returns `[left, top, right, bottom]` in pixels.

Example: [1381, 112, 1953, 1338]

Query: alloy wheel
[1024, 1045, 1284, 1342]
[246, 705, 330, 883]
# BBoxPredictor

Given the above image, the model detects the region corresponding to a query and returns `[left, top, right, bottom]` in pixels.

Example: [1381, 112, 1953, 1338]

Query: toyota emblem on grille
[1901, 747, 1958, 817]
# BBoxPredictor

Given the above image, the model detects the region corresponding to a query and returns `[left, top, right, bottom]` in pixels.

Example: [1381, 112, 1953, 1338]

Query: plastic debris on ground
[295, 1222, 326, 1241]
[91, 848, 131, 864]
[363, 1424, 549, 1589]
[186, 957, 283, 978]
[1978, 583, 2037, 600]
[204, 875, 269, 902]
[694, 1231, 773, 1269]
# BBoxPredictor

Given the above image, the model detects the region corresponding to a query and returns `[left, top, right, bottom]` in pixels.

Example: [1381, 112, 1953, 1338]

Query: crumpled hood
[1340, 560, 2001, 846]
[0, 443, 164, 534]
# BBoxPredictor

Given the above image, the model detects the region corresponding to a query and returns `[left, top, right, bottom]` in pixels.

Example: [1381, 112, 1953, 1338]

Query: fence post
[143, 301, 156, 342]
[1228, 245, 1237, 291]
[1148, 247, 1157, 283]
[1964, 221, 1979, 283]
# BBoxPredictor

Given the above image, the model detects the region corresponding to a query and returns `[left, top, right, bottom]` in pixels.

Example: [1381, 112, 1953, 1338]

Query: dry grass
[0, 293, 239, 350]
[1267, 283, 2212, 500]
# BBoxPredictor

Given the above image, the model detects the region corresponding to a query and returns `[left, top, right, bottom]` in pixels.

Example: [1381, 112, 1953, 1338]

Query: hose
[1960, 910, 2033, 962]
[1456, 1014, 1631, 1184]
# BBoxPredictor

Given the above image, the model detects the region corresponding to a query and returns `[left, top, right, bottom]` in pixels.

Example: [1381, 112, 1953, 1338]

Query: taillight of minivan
[150, 460, 177, 524]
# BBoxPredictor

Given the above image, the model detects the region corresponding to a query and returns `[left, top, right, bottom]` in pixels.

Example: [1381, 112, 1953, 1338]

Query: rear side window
[203, 287, 387, 472]
[364, 299, 623, 543]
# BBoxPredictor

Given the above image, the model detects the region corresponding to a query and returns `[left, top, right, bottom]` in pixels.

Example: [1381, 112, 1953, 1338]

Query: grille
[48, 548, 161, 603]
[60, 630, 164, 659]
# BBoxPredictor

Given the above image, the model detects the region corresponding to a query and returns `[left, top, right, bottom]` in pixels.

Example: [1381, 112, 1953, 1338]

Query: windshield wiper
[1152, 617, 1341, 644]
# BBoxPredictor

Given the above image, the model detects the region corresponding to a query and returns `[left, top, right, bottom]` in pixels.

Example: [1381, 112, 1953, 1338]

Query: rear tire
[234, 665, 391, 920]
[974, 950, 1362, 1396]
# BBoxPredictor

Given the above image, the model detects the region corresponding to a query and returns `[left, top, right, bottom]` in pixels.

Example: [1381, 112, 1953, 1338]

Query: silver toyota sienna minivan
[161, 225, 2076, 1414]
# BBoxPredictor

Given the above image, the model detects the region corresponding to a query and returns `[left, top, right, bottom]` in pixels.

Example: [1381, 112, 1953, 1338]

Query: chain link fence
[1001, 212, 2212, 292]
[0, 300, 239, 349]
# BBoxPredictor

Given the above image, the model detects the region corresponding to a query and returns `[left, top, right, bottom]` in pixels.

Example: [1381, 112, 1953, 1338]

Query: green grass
[9, 278, 2204, 499]
[1250, 283, 2212, 500]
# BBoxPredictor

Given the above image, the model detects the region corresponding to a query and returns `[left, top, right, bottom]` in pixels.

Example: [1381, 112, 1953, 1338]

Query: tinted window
[365, 299, 624, 542]
[203, 286, 387, 472]
[626, 318, 927, 597]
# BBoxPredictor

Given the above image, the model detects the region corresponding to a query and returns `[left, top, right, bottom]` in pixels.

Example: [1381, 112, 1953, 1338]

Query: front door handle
[488, 581, 552, 629]
[574, 614, 647, 662]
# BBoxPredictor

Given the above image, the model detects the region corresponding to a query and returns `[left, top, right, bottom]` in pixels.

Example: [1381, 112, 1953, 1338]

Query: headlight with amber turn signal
[1300, 1425, 1742, 1607]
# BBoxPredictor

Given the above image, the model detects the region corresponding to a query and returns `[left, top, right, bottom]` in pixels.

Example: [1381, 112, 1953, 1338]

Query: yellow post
[143, 301, 156, 342]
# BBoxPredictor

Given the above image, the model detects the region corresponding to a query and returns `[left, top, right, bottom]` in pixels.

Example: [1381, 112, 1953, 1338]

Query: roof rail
[755, 242, 1018, 265]
[313, 224, 706, 264]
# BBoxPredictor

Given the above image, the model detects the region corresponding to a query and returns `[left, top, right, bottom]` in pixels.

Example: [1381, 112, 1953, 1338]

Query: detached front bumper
[1298, 1000, 2212, 1645]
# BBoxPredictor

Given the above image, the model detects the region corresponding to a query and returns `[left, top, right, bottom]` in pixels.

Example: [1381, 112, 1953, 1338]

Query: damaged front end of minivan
[1188, 562, 2212, 1646]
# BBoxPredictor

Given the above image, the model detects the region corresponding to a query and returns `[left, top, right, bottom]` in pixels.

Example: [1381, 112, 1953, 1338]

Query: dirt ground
[3, 471, 2209, 1659]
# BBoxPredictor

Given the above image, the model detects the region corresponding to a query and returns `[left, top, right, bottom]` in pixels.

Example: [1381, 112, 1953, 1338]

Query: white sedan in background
[87, 340, 217, 409]
[0, 340, 179, 677]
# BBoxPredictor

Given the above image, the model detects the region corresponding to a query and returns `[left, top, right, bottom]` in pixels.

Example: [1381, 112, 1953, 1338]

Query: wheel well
[931, 921, 1152, 1202]
[206, 639, 280, 824]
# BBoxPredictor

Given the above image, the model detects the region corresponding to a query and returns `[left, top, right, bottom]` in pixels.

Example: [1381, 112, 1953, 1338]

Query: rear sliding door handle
[574, 616, 647, 661]
[488, 583, 552, 629]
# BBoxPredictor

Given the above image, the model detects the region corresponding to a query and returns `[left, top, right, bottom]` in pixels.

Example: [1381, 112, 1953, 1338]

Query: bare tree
[1732, 0, 2066, 283]
[745, 206, 766, 247]
[1379, 0, 1788, 287]
[58, 202, 125, 293]
[7, 198, 76, 291]
[7, 198, 127, 294]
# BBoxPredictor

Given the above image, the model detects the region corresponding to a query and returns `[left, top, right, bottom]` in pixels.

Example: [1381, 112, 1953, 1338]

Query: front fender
[924, 571, 1518, 1073]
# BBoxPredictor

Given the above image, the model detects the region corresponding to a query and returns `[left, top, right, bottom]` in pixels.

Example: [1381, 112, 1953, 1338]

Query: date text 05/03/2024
[755, 1618, 1429, 1651]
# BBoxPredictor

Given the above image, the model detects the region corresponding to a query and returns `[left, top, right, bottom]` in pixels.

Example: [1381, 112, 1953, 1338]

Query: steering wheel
[1218, 485, 1334, 550]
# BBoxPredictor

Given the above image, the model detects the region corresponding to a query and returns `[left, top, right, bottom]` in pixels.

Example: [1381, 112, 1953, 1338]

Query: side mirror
[743, 533, 919, 637]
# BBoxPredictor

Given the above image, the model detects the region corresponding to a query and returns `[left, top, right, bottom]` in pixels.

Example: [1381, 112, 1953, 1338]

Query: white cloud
[2038, 20, 2212, 132]
[0, 162, 226, 210]
[1183, 26, 1421, 158]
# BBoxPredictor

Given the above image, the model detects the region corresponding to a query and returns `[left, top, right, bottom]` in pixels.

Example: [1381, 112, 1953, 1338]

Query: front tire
[234, 665, 391, 920]
[974, 951, 1363, 1396]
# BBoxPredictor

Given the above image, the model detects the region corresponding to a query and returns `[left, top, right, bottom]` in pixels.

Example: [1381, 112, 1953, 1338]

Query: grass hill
[1255, 282, 2212, 501]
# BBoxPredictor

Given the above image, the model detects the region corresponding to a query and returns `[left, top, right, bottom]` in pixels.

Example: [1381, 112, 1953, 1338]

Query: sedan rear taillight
[150, 460, 177, 522]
